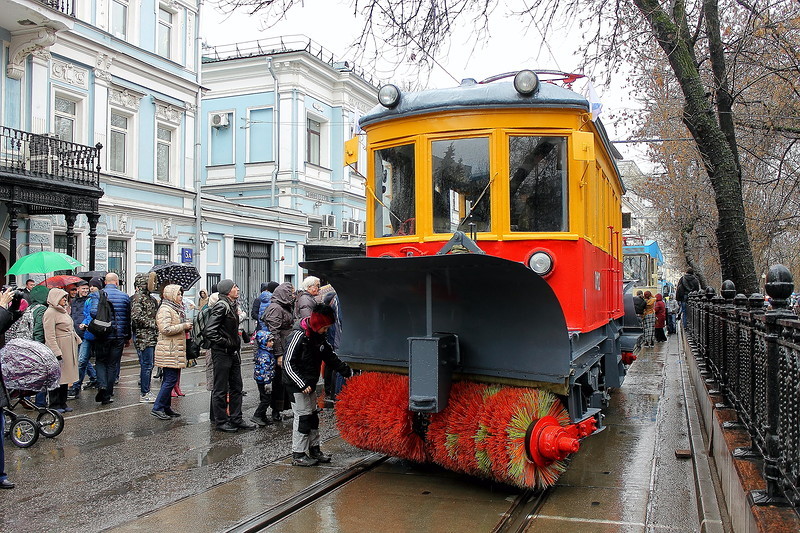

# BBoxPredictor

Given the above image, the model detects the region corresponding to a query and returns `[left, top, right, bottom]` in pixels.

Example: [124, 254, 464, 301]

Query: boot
[95, 389, 105, 403]
[291, 452, 318, 467]
[308, 446, 331, 463]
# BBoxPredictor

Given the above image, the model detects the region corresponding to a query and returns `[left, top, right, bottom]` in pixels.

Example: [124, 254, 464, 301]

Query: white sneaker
[139, 393, 156, 403]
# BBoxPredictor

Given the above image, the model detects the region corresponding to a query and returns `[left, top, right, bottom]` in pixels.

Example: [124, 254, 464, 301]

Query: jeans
[94, 338, 125, 401]
[0, 415, 7, 481]
[74, 339, 96, 389]
[153, 367, 180, 413]
[680, 301, 688, 328]
[137, 345, 155, 395]
[211, 350, 243, 426]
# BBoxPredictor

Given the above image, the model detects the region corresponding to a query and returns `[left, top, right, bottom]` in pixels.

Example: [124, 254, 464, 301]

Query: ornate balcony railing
[0, 127, 101, 188]
[686, 265, 800, 510]
[38, 0, 75, 17]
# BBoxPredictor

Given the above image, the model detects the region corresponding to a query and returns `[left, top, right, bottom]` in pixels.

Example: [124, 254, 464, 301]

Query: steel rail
[491, 487, 551, 533]
[226, 453, 387, 533]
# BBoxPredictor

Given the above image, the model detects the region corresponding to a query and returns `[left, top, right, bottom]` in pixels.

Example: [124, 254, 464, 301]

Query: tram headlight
[513, 70, 539, 96]
[378, 84, 401, 108]
[528, 251, 553, 276]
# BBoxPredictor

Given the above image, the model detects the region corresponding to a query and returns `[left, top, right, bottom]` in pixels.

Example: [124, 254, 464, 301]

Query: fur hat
[308, 303, 335, 332]
[217, 279, 236, 296]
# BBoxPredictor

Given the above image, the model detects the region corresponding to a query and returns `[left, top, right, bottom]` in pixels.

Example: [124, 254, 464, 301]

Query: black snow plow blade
[300, 254, 570, 386]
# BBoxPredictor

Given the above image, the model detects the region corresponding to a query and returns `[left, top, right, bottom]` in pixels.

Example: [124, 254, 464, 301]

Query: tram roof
[359, 79, 590, 127]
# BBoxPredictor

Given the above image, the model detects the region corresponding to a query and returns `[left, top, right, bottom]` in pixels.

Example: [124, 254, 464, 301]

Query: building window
[157, 7, 173, 58]
[54, 96, 77, 142]
[307, 118, 321, 166]
[154, 243, 170, 265]
[108, 239, 128, 289]
[54, 233, 78, 274]
[156, 125, 172, 183]
[109, 111, 128, 173]
[206, 273, 221, 293]
[111, 0, 128, 39]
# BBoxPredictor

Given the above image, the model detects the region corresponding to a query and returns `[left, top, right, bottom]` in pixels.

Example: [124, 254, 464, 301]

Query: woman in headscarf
[42, 288, 81, 412]
[642, 290, 656, 347]
[654, 293, 668, 342]
[151, 284, 192, 420]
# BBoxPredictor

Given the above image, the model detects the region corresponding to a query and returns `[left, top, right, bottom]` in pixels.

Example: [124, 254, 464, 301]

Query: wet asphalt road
[0, 356, 338, 532]
[0, 334, 722, 532]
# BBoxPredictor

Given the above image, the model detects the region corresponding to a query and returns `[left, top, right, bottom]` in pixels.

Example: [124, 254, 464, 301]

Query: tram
[302, 70, 637, 488]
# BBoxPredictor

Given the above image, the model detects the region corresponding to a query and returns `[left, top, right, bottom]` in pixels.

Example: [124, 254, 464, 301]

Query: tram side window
[374, 144, 416, 237]
[432, 137, 490, 234]
[509, 136, 568, 232]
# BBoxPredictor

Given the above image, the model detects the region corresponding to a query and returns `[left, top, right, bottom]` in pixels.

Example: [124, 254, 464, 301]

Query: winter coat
[204, 295, 240, 354]
[256, 290, 273, 331]
[283, 318, 351, 393]
[642, 297, 656, 316]
[253, 330, 275, 384]
[264, 282, 295, 359]
[654, 295, 667, 329]
[42, 288, 81, 385]
[294, 290, 316, 320]
[130, 273, 159, 351]
[70, 294, 89, 337]
[250, 282, 269, 320]
[30, 285, 49, 343]
[676, 273, 700, 302]
[103, 283, 131, 340]
[81, 291, 100, 342]
[154, 285, 188, 369]
[0, 307, 17, 408]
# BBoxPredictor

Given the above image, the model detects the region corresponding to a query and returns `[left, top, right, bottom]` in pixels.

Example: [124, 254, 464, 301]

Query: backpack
[87, 291, 114, 339]
[192, 300, 230, 349]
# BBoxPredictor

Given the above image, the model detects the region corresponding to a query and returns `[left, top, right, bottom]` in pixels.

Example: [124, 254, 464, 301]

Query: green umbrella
[6, 251, 83, 276]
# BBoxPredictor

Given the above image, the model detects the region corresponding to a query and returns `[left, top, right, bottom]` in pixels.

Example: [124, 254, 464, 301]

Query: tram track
[491, 487, 550, 533]
[226, 452, 388, 532]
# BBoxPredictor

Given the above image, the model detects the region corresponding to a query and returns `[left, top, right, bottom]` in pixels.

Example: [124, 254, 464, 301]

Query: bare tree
[213, 0, 800, 293]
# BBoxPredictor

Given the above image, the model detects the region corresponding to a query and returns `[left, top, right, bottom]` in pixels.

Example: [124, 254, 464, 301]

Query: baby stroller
[1, 338, 64, 448]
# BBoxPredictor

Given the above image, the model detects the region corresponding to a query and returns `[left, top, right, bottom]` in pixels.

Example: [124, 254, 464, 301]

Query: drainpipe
[194, 1, 204, 279]
[267, 57, 279, 207]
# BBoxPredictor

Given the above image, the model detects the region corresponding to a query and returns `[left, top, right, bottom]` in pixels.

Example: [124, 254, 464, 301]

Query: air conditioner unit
[318, 228, 329, 239]
[343, 220, 358, 236]
[322, 214, 336, 228]
[210, 113, 229, 128]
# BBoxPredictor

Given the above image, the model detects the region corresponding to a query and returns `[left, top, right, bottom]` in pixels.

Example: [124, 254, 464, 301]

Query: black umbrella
[149, 262, 200, 291]
[75, 271, 107, 281]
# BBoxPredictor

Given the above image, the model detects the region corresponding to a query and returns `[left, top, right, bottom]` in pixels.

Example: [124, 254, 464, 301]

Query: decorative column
[88, 213, 100, 271]
[64, 212, 77, 259]
[7, 204, 20, 285]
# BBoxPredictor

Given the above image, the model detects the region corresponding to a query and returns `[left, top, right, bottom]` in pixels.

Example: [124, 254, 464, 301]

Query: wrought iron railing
[685, 265, 800, 509]
[38, 0, 75, 17]
[0, 127, 102, 188]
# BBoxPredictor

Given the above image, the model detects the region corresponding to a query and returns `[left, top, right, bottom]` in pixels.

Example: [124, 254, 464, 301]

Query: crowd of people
[0, 271, 354, 489]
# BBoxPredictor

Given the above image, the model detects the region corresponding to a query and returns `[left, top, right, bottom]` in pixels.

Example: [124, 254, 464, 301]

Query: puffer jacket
[263, 282, 295, 359]
[130, 273, 159, 351]
[154, 284, 188, 369]
[283, 318, 351, 393]
[81, 291, 101, 342]
[103, 283, 131, 341]
[256, 290, 273, 331]
[204, 295, 240, 354]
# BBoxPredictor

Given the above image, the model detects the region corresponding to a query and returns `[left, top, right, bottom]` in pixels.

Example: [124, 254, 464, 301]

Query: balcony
[0, 0, 74, 33]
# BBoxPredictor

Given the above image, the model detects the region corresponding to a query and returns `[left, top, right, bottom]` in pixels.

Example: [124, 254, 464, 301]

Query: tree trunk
[633, 0, 759, 294]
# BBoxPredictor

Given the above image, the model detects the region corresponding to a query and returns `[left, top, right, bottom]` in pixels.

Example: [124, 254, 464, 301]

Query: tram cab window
[509, 136, 568, 232]
[431, 137, 491, 234]
[373, 144, 416, 237]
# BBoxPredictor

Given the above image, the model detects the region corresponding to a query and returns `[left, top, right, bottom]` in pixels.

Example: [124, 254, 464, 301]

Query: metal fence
[0, 127, 102, 187]
[685, 265, 800, 508]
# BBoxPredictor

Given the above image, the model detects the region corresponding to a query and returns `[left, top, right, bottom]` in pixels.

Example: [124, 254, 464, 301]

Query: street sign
[181, 248, 193, 263]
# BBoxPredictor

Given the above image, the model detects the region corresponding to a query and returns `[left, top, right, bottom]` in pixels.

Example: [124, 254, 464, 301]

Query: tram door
[233, 240, 272, 335]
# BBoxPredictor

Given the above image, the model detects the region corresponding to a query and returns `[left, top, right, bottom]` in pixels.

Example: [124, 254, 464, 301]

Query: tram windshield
[432, 137, 491, 234]
[509, 136, 568, 232]
[373, 144, 416, 237]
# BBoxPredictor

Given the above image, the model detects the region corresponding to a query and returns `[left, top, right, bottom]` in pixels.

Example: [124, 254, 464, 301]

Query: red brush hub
[525, 416, 594, 467]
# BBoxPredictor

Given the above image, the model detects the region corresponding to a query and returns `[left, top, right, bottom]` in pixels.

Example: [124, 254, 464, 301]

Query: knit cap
[217, 279, 236, 296]
[266, 281, 280, 293]
[88, 277, 104, 290]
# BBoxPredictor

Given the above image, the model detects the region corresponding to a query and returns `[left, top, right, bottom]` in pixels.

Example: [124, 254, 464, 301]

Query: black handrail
[686, 265, 800, 509]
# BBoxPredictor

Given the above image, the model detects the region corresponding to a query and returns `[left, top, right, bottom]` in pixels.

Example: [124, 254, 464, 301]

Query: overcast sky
[199, 0, 648, 167]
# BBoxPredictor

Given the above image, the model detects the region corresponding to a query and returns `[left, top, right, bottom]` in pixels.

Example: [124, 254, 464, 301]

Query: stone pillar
[7, 204, 20, 285]
[65, 212, 77, 259]
[88, 213, 100, 271]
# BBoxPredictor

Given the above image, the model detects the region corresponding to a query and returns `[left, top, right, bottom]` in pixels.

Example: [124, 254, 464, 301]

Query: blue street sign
[181, 248, 193, 263]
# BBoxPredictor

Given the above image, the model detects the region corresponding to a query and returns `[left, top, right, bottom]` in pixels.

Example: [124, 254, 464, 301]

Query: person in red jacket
[654, 293, 667, 342]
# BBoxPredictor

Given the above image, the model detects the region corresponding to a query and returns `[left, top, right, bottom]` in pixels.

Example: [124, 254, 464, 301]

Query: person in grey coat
[263, 282, 296, 422]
